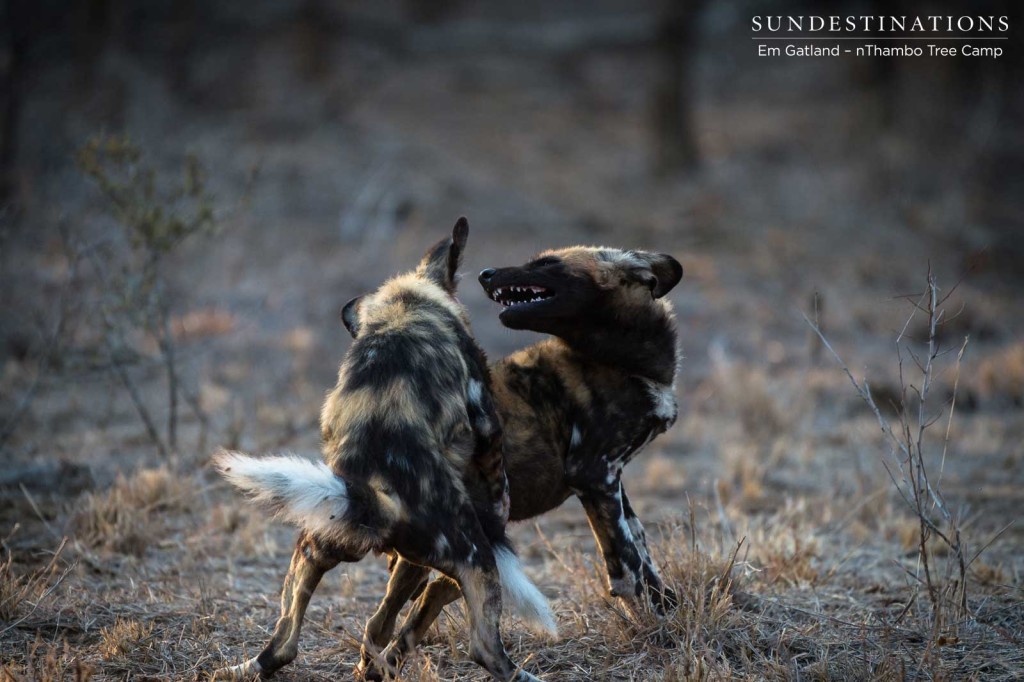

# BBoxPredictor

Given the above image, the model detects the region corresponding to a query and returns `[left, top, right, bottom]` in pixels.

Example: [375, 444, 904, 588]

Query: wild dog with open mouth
[363, 246, 683, 662]
[211, 219, 555, 682]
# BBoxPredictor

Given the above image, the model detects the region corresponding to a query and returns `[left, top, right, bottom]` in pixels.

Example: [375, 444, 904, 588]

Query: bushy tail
[214, 450, 368, 543]
[494, 544, 558, 638]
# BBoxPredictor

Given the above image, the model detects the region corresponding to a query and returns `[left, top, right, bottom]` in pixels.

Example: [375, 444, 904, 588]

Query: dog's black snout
[478, 268, 496, 284]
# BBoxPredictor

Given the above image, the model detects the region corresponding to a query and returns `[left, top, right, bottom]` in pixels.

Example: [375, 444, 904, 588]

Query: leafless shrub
[72, 134, 220, 458]
[0, 248, 81, 454]
[2, 135, 254, 460]
[805, 270, 973, 643]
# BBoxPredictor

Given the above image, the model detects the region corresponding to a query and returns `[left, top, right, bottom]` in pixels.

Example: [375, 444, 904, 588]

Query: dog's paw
[652, 584, 679, 613]
[355, 653, 398, 681]
[210, 658, 265, 681]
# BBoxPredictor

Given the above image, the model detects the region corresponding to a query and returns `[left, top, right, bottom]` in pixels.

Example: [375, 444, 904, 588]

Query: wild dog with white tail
[364, 246, 683, 658]
[211, 219, 554, 682]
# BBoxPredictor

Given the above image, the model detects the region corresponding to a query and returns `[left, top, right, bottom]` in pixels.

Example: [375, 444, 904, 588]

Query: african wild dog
[211, 219, 555, 682]
[361, 246, 683, 663]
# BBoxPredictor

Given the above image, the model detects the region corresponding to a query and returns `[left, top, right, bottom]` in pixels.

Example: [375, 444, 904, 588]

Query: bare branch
[939, 336, 969, 489]
[802, 268, 972, 628]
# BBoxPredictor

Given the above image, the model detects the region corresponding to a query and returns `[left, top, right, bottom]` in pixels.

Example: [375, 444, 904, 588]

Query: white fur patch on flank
[494, 545, 558, 638]
[214, 450, 348, 538]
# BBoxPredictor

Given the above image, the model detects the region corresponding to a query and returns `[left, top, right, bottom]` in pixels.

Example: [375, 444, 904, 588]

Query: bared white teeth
[492, 285, 553, 307]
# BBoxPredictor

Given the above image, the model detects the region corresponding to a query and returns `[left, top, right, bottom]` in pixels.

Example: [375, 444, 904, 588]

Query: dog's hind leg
[212, 530, 361, 680]
[356, 557, 431, 680]
[458, 560, 543, 682]
[372, 572, 461, 674]
[377, 526, 543, 681]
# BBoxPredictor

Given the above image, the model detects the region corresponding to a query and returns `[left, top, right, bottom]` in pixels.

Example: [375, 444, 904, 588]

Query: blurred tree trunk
[73, 0, 129, 128]
[73, 0, 113, 83]
[1, 0, 30, 200]
[167, 0, 198, 93]
[403, 0, 462, 25]
[651, 0, 703, 177]
[294, 0, 337, 82]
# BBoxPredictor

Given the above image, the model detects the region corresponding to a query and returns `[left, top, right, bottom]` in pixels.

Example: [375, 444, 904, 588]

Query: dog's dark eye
[531, 256, 560, 267]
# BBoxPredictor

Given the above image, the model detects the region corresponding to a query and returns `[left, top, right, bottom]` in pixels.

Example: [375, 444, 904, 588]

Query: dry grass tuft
[0, 537, 71, 625]
[745, 530, 819, 587]
[659, 538, 750, 673]
[209, 502, 282, 557]
[98, 617, 156, 663]
[0, 639, 93, 682]
[69, 466, 193, 556]
[975, 341, 1024, 407]
[708, 348, 790, 441]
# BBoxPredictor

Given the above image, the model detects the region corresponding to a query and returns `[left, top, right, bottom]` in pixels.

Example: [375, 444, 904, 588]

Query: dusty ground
[2, 5, 1023, 680]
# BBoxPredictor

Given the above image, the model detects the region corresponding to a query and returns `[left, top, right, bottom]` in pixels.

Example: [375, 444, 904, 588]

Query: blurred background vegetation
[2, 0, 1022, 496]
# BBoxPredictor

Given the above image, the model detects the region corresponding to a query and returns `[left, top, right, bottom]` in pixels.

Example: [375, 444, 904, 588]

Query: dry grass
[0, 537, 71, 627]
[0, 389, 1019, 678]
[68, 467, 194, 557]
[0, 640, 94, 682]
[975, 342, 1024, 407]
[3, 321, 1018, 681]
[707, 349, 790, 442]
[98, 618, 155, 663]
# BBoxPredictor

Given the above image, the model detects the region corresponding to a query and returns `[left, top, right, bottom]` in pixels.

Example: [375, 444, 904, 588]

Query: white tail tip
[213, 450, 348, 537]
[495, 545, 558, 638]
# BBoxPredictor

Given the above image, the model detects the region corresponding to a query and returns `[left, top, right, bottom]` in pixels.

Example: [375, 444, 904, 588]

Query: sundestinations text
[751, 15, 1009, 33]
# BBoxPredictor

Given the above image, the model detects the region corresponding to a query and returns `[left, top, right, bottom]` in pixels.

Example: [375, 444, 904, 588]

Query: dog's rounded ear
[416, 216, 469, 294]
[341, 296, 362, 337]
[629, 267, 659, 294]
[636, 252, 683, 298]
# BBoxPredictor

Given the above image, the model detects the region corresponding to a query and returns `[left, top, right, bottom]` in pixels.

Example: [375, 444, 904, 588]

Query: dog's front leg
[574, 477, 674, 614]
[620, 484, 677, 610]
[212, 530, 357, 680]
[357, 557, 431, 680]
[576, 481, 645, 602]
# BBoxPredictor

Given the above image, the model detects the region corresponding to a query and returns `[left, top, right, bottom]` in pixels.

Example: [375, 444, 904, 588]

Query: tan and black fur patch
[361, 245, 685, 652]
[214, 220, 551, 682]
[482, 246, 682, 605]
